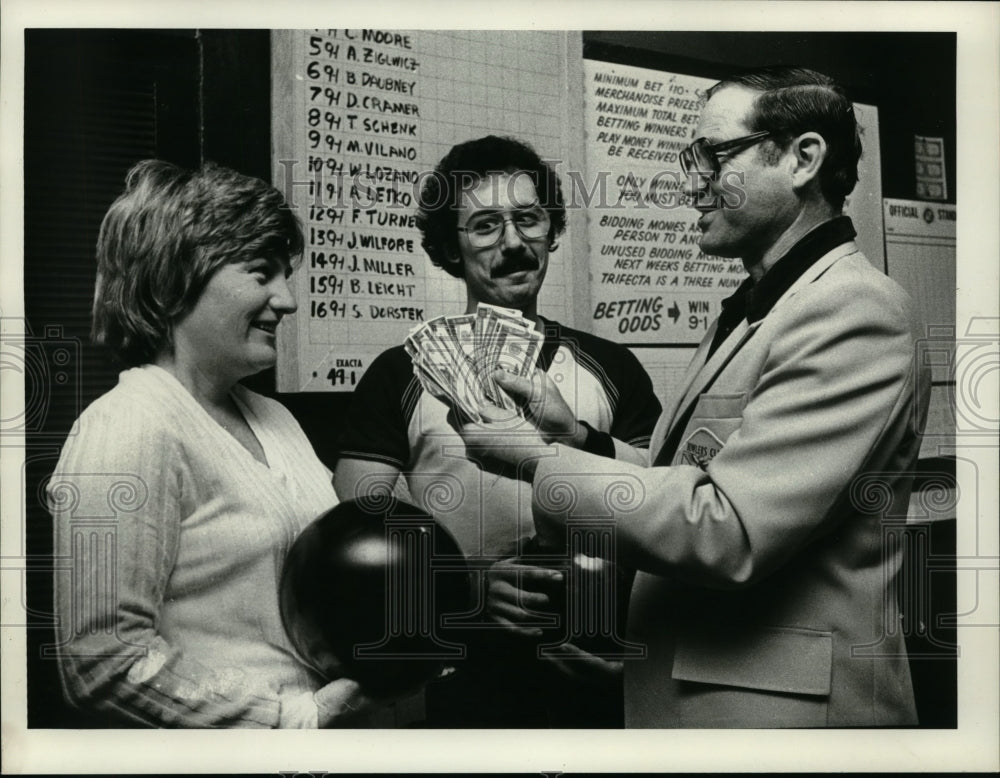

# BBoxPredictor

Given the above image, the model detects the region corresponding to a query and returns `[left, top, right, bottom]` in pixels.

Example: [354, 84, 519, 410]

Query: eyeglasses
[457, 207, 550, 248]
[680, 130, 775, 176]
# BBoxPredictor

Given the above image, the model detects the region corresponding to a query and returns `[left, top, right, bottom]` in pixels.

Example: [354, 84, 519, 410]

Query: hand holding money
[454, 370, 550, 476]
[492, 369, 588, 447]
[457, 415, 548, 477]
[405, 303, 544, 422]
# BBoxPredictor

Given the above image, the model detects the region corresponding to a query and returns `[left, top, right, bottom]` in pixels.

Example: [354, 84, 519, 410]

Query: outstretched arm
[494, 369, 649, 466]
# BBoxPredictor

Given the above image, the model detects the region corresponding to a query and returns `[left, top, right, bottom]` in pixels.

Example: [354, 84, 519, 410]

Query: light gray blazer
[532, 242, 930, 727]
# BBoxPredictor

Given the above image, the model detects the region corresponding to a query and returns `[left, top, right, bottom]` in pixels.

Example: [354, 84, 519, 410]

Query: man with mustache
[459, 68, 931, 727]
[334, 135, 661, 727]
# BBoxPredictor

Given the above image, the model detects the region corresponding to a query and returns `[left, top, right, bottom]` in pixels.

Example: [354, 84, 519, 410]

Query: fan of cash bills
[405, 303, 543, 421]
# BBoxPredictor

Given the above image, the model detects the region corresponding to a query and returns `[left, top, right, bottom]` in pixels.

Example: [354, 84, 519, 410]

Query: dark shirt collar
[720, 215, 857, 325]
[708, 216, 856, 359]
[747, 215, 857, 322]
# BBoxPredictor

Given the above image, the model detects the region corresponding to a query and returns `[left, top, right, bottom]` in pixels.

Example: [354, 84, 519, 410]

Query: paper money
[405, 303, 543, 420]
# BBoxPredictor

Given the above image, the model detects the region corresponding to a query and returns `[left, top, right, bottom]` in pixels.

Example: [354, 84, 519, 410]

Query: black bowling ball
[279, 499, 472, 695]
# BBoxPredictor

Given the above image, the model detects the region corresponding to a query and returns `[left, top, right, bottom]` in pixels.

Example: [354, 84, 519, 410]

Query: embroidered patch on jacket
[678, 427, 727, 469]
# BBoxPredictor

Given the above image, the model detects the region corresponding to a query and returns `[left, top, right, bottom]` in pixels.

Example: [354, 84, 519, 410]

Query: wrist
[568, 420, 589, 449]
[574, 420, 616, 458]
[541, 420, 587, 447]
[519, 452, 540, 480]
[279, 690, 321, 728]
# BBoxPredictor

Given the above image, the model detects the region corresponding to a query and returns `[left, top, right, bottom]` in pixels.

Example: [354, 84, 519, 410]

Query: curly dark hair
[709, 65, 862, 209]
[92, 159, 303, 366]
[415, 135, 567, 278]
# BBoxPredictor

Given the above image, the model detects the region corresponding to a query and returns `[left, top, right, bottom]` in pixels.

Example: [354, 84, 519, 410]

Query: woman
[48, 160, 379, 727]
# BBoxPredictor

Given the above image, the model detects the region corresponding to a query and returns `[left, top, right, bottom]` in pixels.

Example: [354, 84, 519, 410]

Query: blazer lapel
[674, 319, 760, 424]
[650, 240, 860, 466]
[649, 320, 760, 466]
[649, 327, 717, 454]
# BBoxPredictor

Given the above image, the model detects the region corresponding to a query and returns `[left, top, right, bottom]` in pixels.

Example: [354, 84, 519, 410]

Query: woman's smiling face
[169, 256, 297, 382]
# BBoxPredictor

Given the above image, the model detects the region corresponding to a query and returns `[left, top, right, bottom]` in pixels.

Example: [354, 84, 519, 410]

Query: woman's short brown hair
[92, 160, 303, 366]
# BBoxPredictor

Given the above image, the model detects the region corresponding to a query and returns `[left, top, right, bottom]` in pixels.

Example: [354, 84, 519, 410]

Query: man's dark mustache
[491, 252, 539, 277]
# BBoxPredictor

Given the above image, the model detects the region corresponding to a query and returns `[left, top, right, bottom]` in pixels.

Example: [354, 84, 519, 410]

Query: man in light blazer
[458, 66, 931, 727]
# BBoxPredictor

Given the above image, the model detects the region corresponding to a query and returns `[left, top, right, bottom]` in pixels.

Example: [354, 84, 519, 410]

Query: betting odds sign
[583, 61, 737, 345]
[582, 59, 884, 345]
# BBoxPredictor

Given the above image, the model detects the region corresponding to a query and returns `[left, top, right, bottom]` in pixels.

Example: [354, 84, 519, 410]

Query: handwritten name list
[274, 30, 573, 391]
[301, 31, 424, 344]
